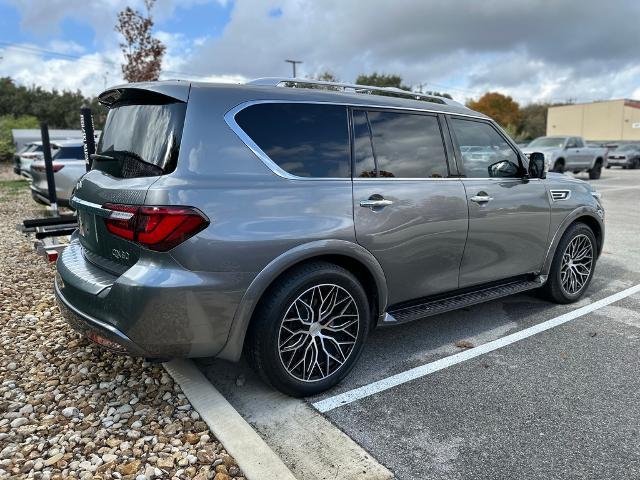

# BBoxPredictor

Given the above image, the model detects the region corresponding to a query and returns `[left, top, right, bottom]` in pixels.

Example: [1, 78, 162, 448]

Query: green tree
[355, 73, 452, 99]
[0, 114, 39, 162]
[517, 103, 550, 141]
[315, 71, 339, 82]
[0, 77, 106, 130]
[356, 72, 411, 90]
[0, 77, 108, 161]
[467, 92, 521, 136]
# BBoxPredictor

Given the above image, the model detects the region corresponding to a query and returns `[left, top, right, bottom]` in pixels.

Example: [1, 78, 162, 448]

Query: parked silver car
[522, 136, 607, 179]
[14, 142, 60, 179]
[606, 144, 640, 169]
[55, 79, 604, 396]
[30, 140, 86, 207]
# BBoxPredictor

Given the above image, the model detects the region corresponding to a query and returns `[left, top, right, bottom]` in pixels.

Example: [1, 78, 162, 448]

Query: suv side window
[353, 110, 449, 178]
[566, 137, 578, 149]
[235, 103, 350, 178]
[450, 118, 520, 178]
[574, 137, 584, 148]
[353, 110, 376, 177]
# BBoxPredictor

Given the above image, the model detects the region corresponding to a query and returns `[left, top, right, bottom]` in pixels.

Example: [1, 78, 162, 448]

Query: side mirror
[528, 152, 546, 179]
[488, 160, 520, 178]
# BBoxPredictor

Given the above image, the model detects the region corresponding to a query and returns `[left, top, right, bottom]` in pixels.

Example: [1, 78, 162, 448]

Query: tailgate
[71, 172, 160, 270]
[71, 82, 190, 271]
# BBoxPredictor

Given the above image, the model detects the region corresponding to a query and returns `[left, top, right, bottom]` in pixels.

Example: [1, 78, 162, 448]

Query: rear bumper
[55, 278, 149, 356]
[55, 237, 252, 358]
[607, 158, 631, 166]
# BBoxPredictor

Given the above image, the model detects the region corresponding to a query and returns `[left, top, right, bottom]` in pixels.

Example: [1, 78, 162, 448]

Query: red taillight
[103, 203, 209, 252]
[32, 163, 64, 172]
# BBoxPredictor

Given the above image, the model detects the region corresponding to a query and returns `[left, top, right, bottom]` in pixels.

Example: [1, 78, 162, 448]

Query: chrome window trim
[352, 177, 463, 182]
[224, 99, 487, 181]
[459, 177, 542, 182]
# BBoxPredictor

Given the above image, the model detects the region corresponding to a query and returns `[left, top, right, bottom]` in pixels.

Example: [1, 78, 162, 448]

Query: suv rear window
[95, 102, 186, 178]
[235, 103, 350, 178]
[54, 146, 85, 160]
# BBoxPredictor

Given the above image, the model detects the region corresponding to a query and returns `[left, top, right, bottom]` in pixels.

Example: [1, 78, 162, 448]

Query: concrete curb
[164, 359, 297, 480]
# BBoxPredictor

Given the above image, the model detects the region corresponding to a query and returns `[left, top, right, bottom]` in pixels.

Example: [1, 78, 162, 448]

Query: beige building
[547, 99, 640, 142]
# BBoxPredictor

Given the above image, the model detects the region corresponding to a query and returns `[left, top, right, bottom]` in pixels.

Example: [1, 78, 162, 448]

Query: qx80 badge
[112, 249, 130, 262]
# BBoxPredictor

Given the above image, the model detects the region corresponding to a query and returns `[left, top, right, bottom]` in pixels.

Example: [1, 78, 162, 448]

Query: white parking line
[313, 283, 640, 413]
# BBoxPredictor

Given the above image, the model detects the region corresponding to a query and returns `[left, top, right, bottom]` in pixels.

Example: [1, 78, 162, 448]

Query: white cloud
[46, 40, 86, 55]
[3, 0, 639, 104]
[0, 40, 245, 97]
[178, 0, 640, 104]
[0, 44, 123, 94]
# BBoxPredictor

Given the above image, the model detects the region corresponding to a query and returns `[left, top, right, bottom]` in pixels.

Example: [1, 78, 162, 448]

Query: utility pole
[285, 59, 302, 78]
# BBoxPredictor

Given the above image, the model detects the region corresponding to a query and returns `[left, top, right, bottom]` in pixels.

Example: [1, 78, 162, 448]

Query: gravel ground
[0, 165, 20, 181]
[0, 164, 244, 480]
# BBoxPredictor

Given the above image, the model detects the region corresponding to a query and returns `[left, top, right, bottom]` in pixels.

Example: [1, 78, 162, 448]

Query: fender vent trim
[550, 189, 571, 201]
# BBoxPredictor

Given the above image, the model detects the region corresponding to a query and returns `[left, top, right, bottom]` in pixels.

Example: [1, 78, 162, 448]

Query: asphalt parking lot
[200, 168, 640, 479]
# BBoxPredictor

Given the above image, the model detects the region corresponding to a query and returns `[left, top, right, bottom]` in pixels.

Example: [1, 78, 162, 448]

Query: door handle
[470, 195, 493, 203]
[360, 198, 393, 209]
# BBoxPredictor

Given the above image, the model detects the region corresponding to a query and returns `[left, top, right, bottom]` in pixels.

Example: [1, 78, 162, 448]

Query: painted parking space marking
[312, 283, 640, 413]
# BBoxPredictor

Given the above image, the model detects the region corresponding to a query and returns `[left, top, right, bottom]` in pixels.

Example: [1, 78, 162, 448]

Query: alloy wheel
[560, 234, 594, 295]
[278, 283, 359, 382]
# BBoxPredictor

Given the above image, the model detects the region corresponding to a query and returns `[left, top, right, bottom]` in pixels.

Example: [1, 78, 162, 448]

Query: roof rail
[247, 77, 461, 106]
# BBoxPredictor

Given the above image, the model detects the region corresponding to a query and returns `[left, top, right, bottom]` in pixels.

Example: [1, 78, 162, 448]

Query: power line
[0, 41, 214, 79]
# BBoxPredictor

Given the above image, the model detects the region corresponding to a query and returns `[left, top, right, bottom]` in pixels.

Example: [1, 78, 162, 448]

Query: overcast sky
[1, 0, 639, 104]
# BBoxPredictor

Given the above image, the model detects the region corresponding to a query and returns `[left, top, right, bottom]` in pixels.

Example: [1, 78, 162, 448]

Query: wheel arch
[216, 240, 388, 361]
[541, 208, 604, 276]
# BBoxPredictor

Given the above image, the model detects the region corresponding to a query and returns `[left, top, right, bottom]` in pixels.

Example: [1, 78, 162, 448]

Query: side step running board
[384, 279, 543, 325]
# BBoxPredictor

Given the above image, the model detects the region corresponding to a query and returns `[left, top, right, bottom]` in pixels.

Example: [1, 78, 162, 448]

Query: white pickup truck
[522, 136, 607, 179]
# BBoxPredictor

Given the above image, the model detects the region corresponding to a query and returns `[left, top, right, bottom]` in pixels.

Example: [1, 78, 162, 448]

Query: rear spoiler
[99, 81, 191, 107]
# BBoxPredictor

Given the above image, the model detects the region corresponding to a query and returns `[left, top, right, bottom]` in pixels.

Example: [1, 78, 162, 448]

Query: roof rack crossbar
[247, 77, 460, 106]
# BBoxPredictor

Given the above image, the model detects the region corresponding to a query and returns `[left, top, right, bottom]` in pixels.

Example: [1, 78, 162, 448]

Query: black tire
[552, 159, 565, 173]
[588, 160, 602, 179]
[540, 222, 597, 304]
[631, 158, 639, 170]
[245, 261, 371, 397]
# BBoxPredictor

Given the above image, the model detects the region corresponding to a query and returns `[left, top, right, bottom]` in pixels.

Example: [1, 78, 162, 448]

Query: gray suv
[55, 78, 605, 396]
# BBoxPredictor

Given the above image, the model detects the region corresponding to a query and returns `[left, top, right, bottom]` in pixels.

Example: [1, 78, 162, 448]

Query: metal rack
[247, 77, 462, 106]
[18, 111, 94, 262]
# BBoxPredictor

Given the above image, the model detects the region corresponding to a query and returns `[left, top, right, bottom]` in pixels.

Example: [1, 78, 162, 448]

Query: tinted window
[352, 110, 376, 177]
[54, 146, 84, 160]
[355, 110, 448, 178]
[450, 119, 520, 178]
[235, 103, 350, 178]
[97, 102, 186, 177]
